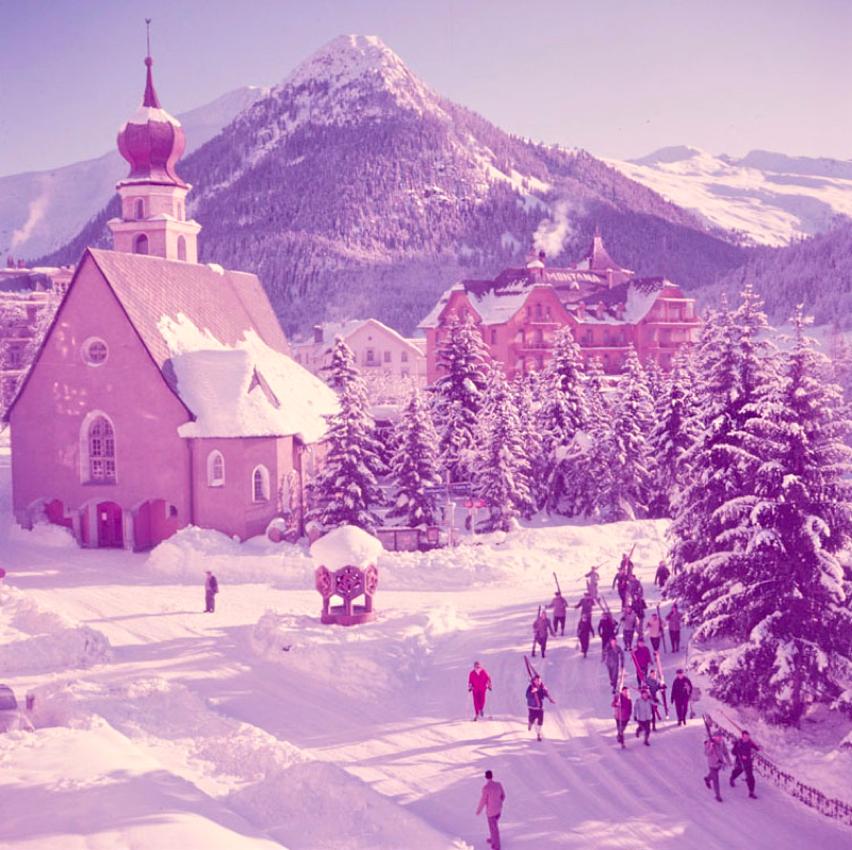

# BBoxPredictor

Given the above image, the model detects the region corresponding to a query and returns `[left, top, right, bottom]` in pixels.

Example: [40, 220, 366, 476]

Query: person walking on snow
[647, 612, 663, 653]
[730, 730, 761, 799]
[547, 591, 568, 636]
[611, 685, 632, 749]
[577, 614, 594, 658]
[525, 674, 555, 740]
[704, 731, 732, 802]
[476, 769, 505, 850]
[468, 661, 492, 721]
[654, 560, 670, 589]
[633, 687, 655, 745]
[613, 568, 629, 607]
[620, 606, 638, 650]
[574, 593, 595, 620]
[532, 610, 555, 658]
[633, 638, 653, 685]
[603, 637, 624, 693]
[670, 669, 693, 725]
[645, 668, 663, 729]
[204, 570, 218, 613]
[585, 566, 600, 599]
[666, 604, 682, 652]
[598, 610, 617, 658]
[632, 593, 647, 639]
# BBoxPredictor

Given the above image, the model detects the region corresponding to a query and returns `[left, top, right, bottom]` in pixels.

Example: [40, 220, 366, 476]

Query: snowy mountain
[43, 35, 745, 335]
[610, 146, 852, 247]
[0, 86, 266, 259]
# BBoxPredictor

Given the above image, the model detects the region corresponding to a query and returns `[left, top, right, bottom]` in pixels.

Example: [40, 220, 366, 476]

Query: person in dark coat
[597, 611, 617, 658]
[670, 669, 693, 725]
[204, 570, 219, 613]
[577, 614, 594, 658]
[547, 591, 568, 635]
[603, 638, 624, 693]
[666, 604, 683, 652]
[654, 560, 670, 589]
[730, 731, 761, 799]
[574, 594, 595, 620]
[611, 686, 632, 749]
[645, 668, 663, 729]
[632, 638, 653, 685]
[532, 610, 555, 658]
[525, 675, 555, 741]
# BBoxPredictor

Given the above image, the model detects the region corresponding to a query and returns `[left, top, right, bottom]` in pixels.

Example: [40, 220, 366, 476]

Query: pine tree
[431, 313, 489, 483]
[513, 373, 547, 511]
[644, 357, 666, 405]
[388, 390, 442, 526]
[311, 337, 385, 532]
[694, 307, 852, 724]
[472, 366, 532, 530]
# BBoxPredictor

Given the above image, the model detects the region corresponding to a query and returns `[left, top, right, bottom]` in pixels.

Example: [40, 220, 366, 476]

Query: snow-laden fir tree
[513, 373, 548, 510]
[647, 348, 699, 517]
[431, 313, 489, 483]
[472, 365, 532, 530]
[310, 337, 386, 532]
[388, 390, 442, 526]
[588, 346, 654, 519]
[690, 307, 852, 724]
[644, 357, 666, 405]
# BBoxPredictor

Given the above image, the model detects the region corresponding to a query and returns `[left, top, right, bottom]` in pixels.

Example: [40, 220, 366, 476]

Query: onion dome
[116, 55, 187, 186]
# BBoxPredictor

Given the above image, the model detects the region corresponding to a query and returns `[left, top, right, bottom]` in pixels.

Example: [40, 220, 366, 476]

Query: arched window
[134, 234, 149, 255]
[207, 450, 225, 487]
[134, 199, 145, 220]
[83, 414, 116, 483]
[177, 236, 187, 261]
[252, 465, 270, 502]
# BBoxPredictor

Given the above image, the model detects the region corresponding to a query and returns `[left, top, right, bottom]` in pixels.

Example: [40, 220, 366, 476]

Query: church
[4, 49, 337, 549]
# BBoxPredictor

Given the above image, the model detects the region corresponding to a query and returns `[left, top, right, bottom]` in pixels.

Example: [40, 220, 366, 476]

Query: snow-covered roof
[312, 318, 423, 355]
[310, 525, 382, 569]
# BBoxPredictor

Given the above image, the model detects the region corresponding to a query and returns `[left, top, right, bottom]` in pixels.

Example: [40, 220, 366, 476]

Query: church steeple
[107, 21, 201, 263]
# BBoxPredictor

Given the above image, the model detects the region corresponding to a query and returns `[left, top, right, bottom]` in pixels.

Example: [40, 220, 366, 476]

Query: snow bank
[230, 760, 471, 850]
[0, 586, 111, 673]
[6, 519, 77, 548]
[310, 524, 382, 569]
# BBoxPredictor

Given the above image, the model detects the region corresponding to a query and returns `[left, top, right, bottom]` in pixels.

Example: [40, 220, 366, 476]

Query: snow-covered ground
[0, 441, 849, 849]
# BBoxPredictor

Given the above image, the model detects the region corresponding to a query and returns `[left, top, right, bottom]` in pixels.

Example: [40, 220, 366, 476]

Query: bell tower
[108, 21, 201, 262]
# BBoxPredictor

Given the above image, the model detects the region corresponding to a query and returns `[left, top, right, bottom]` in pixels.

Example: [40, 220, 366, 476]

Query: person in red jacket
[632, 638, 653, 685]
[468, 660, 492, 721]
[611, 686, 632, 749]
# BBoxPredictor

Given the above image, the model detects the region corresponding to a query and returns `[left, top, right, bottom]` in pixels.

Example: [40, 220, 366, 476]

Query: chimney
[313, 325, 323, 344]
[596, 301, 606, 319]
[538, 249, 546, 265]
[577, 301, 586, 319]
[607, 269, 614, 287]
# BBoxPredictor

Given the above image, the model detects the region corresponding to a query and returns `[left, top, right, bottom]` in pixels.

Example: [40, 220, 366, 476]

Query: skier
[468, 661, 492, 721]
[585, 565, 600, 599]
[632, 638, 652, 685]
[531, 610, 555, 658]
[645, 668, 662, 730]
[577, 614, 594, 658]
[666, 604, 682, 652]
[703, 731, 732, 802]
[654, 560, 670, 589]
[525, 674, 555, 741]
[730, 730, 761, 799]
[670, 669, 693, 725]
[646, 612, 663, 653]
[603, 637, 624, 693]
[204, 570, 218, 613]
[633, 687, 655, 745]
[611, 685, 632, 749]
[628, 574, 643, 604]
[613, 568, 629, 607]
[574, 593, 595, 620]
[620, 606, 638, 650]
[547, 590, 568, 636]
[597, 610, 617, 658]
[475, 769, 506, 850]
[620, 552, 635, 575]
[632, 590, 647, 634]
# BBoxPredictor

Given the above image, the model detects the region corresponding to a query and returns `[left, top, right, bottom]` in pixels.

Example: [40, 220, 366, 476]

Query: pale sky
[1, 0, 849, 176]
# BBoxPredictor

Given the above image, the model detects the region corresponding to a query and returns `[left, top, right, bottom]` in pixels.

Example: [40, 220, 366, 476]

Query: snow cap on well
[310, 525, 382, 570]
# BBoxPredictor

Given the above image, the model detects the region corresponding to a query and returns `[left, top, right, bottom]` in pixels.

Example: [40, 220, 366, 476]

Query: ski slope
[0, 446, 849, 849]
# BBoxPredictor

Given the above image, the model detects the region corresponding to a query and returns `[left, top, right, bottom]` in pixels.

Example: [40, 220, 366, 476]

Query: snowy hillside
[1, 444, 850, 849]
[0, 86, 265, 259]
[610, 146, 852, 246]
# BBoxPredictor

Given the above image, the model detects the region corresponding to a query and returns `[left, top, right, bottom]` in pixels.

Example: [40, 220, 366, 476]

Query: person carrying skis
[670, 669, 693, 725]
[574, 593, 595, 620]
[611, 685, 632, 749]
[703, 731, 732, 802]
[613, 567, 629, 607]
[525, 674, 555, 740]
[633, 687, 654, 745]
[645, 668, 663, 730]
[632, 638, 653, 685]
[666, 604, 682, 652]
[547, 591, 568, 636]
[598, 610, 617, 658]
[204, 570, 219, 613]
[475, 769, 506, 850]
[577, 613, 594, 658]
[730, 730, 760, 799]
[532, 610, 555, 658]
[468, 661, 492, 721]
[603, 637, 624, 693]
[585, 566, 600, 599]
[646, 612, 663, 653]
[654, 560, 670, 589]
[620, 606, 638, 650]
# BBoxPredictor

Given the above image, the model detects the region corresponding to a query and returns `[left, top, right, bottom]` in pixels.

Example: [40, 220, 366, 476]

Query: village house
[3, 49, 337, 549]
[419, 232, 701, 382]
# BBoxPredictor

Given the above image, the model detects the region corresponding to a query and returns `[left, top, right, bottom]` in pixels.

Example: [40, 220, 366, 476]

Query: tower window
[177, 236, 187, 261]
[134, 199, 145, 220]
[134, 234, 149, 255]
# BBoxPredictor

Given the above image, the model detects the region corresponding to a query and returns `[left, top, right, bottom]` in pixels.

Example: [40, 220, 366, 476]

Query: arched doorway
[96, 501, 123, 548]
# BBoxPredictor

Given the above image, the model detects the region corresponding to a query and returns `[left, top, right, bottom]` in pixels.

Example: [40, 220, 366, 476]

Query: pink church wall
[9, 254, 192, 549]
